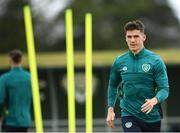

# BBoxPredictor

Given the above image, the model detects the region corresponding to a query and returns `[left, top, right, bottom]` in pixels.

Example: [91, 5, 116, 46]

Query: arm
[154, 58, 169, 103]
[141, 58, 169, 113]
[0, 76, 6, 120]
[106, 58, 121, 128]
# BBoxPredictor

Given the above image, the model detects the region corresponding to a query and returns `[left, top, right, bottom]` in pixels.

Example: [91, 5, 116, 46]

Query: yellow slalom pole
[85, 13, 93, 132]
[65, 9, 76, 132]
[23, 5, 43, 132]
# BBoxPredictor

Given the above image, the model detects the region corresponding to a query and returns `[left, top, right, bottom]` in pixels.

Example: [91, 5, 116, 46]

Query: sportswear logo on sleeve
[142, 64, 151, 72]
[125, 122, 132, 128]
[122, 66, 128, 71]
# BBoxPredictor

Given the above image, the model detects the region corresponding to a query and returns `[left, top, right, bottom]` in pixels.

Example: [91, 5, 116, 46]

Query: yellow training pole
[23, 5, 43, 132]
[85, 13, 93, 132]
[65, 9, 76, 132]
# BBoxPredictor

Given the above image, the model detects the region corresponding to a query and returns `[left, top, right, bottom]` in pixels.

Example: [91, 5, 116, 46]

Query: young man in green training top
[106, 20, 169, 132]
[0, 49, 32, 132]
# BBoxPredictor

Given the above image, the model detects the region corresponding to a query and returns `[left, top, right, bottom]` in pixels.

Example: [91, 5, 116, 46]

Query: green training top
[108, 48, 169, 122]
[0, 67, 32, 127]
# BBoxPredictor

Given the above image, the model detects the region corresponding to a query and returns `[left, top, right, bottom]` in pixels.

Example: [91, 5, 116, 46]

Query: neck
[11, 63, 21, 68]
[132, 46, 144, 55]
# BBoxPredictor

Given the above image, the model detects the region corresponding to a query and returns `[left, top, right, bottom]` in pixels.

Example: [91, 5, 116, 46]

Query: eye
[127, 35, 132, 38]
[134, 35, 139, 38]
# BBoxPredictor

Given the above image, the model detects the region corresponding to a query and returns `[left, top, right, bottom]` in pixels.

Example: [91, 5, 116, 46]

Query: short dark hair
[8, 49, 23, 64]
[124, 20, 145, 33]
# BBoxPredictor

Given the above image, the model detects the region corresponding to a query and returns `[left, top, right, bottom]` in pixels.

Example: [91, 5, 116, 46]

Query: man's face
[125, 29, 146, 53]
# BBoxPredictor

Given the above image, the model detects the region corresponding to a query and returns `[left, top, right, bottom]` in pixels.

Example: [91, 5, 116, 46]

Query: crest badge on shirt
[142, 63, 151, 72]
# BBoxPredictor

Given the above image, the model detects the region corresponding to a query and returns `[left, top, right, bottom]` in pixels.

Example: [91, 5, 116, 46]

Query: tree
[0, 0, 29, 53]
[0, 0, 180, 53]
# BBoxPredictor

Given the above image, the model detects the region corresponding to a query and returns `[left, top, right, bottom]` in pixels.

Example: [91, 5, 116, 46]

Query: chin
[130, 48, 138, 51]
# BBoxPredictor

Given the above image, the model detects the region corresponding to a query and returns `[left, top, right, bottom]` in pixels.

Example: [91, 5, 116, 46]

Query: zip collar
[129, 48, 145, 58]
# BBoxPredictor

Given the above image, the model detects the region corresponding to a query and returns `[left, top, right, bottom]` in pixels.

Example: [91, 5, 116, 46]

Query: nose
[130, 37, 135, 42]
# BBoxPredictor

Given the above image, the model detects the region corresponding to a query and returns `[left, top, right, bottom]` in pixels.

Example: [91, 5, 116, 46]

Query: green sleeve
[0, 75, 6, 116]
[154, 58, 169, 103]
[107, 58, 121, 107]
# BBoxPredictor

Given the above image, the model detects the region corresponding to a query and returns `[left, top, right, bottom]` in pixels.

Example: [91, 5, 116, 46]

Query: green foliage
[0, 0, 28, 53]
[68, 0, 180, 50]
[0, 0, 180, 53]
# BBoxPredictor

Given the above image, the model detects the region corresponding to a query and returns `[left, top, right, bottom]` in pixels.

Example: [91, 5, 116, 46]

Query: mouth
[130, 44, 137, 47]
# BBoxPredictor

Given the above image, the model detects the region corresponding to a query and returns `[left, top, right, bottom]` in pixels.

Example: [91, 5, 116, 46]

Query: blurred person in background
[0, 49, 32, 132]
[106, 20, 169, 132]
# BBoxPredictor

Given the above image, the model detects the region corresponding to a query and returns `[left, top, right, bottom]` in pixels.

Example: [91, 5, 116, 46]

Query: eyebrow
[126, 35, 140, 37]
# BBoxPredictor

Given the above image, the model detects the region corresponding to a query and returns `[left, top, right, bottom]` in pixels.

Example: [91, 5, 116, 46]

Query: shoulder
[145, 49, 164, 61]
[144, 49, 157, 57]
[22, 69, 31, 76]
[22, 69, 30, 74]
[111, 51, 129, 70]
[0, 71, 11, 82]
[145, 49, 166, 69]
[115, 51, 129, 63]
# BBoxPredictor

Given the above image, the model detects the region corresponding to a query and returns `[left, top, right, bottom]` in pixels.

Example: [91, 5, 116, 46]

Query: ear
[143, 34, 146, 41]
